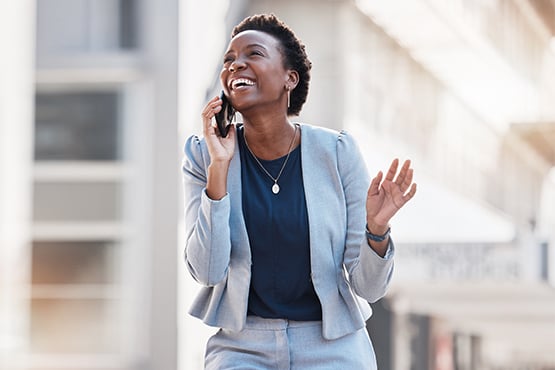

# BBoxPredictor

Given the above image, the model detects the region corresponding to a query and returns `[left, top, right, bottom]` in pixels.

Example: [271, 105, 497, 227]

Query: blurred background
[1, 0, 555, 369]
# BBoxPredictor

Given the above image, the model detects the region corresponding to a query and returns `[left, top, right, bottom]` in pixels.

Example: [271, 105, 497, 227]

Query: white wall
[0, 1, 35, 368]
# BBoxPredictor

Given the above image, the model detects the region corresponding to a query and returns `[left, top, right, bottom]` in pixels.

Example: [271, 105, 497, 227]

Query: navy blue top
[238, 125, 322, 321]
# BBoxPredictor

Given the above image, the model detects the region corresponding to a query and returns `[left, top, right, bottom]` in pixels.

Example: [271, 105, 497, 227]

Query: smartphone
[214, 91, 235, 137]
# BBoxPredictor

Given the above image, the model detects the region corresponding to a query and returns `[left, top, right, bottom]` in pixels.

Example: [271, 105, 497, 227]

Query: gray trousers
[204, 316, 377, 370]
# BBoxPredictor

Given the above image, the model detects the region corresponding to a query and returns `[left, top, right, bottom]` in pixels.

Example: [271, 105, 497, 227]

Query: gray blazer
[182, 123, 394, 340]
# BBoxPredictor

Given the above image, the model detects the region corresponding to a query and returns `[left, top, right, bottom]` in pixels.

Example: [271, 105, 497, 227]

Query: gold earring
[286, 86, 290, 108]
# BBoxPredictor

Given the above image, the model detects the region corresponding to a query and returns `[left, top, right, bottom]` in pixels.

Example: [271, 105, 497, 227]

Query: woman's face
[220, 30, 294, 115]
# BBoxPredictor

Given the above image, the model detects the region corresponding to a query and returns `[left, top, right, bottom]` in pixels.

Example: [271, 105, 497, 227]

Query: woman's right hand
[202, 95, 236, 200]
[202, 95, 236, 165]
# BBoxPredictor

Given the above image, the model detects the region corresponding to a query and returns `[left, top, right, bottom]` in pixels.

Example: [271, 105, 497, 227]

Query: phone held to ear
[214, 91, 235, 138]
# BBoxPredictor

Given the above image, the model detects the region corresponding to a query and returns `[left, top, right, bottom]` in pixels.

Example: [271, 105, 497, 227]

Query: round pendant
[272, 183, 280, 194]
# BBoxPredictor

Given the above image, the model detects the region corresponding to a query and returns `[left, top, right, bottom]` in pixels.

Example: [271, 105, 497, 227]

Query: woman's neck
[242, 116, 299, 160]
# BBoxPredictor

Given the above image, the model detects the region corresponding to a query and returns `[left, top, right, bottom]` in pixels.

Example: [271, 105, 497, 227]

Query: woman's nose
[229, 59, 246, 72]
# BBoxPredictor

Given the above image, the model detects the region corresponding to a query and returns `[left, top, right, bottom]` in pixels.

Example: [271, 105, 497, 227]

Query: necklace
[243, 124, 298, 194]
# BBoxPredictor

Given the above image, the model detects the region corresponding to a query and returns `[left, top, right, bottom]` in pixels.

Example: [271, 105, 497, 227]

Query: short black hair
[232, 14, 312, 116]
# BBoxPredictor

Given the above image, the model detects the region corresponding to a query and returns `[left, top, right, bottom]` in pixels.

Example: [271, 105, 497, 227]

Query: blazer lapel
[228, 126, 252, 263]
[300, 124, 335, 276]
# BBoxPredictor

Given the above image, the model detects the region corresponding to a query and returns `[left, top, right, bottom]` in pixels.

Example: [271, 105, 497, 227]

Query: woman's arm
[182, 96, 238, 286]
[337, 132, 395, 303]
[182, 136, 233, 286]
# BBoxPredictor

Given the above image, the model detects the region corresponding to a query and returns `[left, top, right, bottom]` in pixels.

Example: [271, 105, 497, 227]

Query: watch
[365, 224, 391, 242]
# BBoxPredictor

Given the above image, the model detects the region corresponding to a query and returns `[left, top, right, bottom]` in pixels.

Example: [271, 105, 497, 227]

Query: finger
[384, 158, 399, 182]
[201, 95, 221, 116]
[368, 171, 383, 197]
[403, 183, 417, 201]
[399, 168, 413, 193]
[202, 96, 223, 134]
[394, 159, 411, 186]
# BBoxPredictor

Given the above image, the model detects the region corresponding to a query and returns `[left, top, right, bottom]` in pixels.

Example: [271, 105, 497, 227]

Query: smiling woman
[182, 13, 417, 370]
[219, 29, 299, 128]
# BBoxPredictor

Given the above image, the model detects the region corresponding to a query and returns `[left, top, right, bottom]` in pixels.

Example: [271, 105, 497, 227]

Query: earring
[286, 86, 291, 108]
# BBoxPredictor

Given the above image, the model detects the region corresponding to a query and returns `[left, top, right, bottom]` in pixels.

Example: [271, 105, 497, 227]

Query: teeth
[232, 78, 255, 89]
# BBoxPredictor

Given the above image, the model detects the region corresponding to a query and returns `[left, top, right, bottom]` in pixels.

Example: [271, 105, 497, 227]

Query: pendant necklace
[244, 124, 298, 194]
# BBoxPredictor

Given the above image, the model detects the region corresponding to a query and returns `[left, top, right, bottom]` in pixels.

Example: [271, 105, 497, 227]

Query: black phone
[214, 91, 235, 137]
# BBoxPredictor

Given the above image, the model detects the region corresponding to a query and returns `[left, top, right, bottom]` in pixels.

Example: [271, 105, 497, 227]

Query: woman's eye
[250, 51, 263, 56]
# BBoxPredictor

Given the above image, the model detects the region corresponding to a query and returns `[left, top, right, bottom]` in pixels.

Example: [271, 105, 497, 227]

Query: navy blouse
[238, 125, 322, 321]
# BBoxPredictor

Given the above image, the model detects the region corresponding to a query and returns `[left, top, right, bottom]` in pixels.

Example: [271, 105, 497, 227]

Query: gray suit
[182, 123, 394, 340]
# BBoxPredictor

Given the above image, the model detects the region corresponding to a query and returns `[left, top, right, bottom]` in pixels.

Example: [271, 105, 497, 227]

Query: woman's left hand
[366, 158, 417, 232]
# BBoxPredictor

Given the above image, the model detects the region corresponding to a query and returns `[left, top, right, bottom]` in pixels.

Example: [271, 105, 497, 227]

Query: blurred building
[2, 0, 555, 370]
[1, 0, 179, 369]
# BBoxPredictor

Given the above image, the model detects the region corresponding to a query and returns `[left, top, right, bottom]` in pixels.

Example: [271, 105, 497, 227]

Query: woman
[183, 13, 417, 369]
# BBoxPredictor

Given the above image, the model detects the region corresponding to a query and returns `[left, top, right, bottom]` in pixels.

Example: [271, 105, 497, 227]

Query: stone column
[0, 0, 35, 365]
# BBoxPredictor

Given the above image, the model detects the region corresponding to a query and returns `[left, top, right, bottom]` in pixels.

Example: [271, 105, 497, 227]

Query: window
[31, 88, 126, 359]
[30, 240, 120, 353]
[34, 91, 120, 161]
[119, 0, 138, 49]
[32, 241, 116, 285]
[36, 0, 138, 54]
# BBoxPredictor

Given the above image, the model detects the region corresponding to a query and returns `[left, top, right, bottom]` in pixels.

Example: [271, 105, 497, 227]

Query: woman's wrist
[206, 161, 230, 200]
[365, 224, 391, 242]
[365, 221, 389, 236]
[365, 222, 390, 257]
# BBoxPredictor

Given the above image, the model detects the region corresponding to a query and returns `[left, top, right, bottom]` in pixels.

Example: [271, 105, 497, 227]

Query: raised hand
[366, 159, 417, 232]
[202, 95, 236, 200]
[202, 95, 236, 164]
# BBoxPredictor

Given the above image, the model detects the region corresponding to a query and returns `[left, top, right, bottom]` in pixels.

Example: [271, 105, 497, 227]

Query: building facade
[1, 0, 179, 369]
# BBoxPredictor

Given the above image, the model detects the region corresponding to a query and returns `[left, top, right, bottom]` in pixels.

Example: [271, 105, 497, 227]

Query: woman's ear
[286, 70, 299, 90]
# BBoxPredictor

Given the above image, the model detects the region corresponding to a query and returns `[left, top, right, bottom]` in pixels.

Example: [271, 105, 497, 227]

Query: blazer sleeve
[337, 131, 395, 303]
[182, 135, 232, 286]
